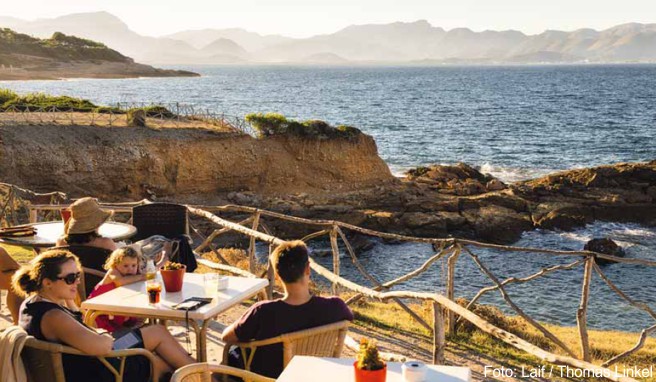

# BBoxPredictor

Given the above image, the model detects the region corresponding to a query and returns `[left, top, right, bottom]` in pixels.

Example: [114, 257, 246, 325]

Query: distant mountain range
[2, 12, 656, 65]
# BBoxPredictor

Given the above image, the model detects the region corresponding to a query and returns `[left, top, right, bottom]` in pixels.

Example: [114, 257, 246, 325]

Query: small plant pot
[160, 265, 186, 292]
[354, 361, 387, 382]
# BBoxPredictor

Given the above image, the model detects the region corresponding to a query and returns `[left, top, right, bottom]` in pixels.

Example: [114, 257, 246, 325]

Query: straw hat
[65, 197, 114, 234]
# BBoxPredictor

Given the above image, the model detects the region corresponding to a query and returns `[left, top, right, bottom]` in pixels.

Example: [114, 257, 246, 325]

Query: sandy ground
[0, 112, 242, 133]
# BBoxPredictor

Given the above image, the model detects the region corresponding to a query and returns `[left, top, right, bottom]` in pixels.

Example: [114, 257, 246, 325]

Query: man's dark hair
[271, 240, 309, 283]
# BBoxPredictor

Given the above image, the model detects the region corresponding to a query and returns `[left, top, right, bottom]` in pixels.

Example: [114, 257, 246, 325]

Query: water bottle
[145, 260, 156, 280]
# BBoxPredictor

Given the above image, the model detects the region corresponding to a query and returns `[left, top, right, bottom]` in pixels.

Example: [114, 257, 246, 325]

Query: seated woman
[56, 197, 118, 251]
[0, 246, 21, 323]
[13, 249, 195, 382]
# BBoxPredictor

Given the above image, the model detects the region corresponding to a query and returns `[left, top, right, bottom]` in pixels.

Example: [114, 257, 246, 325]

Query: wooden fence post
[446, 245, 461, 335]
[259, 221, 276, 300]
[577, 256, 594, 361]
[433, 301, 446, 364]
[330, 226, 340, 295]
[248, 211, 261, 274]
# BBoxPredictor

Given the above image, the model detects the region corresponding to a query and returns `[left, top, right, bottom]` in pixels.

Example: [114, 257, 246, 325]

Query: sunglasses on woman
[56, 272, 81, 285]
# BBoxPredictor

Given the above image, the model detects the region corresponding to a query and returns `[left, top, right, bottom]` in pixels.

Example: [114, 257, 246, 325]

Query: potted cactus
[160, 262, 186, 292]
[354, 339, 386, 382]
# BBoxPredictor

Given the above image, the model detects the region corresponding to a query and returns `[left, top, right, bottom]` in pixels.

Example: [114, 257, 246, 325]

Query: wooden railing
[3, 185, 654, 382]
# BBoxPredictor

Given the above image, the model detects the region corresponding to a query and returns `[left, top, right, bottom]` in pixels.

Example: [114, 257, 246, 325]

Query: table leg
[187, 319, 211, 362]
[198, 319, 211, 362]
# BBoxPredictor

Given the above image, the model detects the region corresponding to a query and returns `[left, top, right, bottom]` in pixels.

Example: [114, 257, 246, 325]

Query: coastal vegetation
[245, 112, 362, 140]
[0, 89, 176, 117]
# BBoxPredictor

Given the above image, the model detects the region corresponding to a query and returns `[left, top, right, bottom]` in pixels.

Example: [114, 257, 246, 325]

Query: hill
[0, 28, 198, 80]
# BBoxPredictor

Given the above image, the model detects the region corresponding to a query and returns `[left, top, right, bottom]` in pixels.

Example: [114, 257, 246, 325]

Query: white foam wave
[479, 163, 556, 183]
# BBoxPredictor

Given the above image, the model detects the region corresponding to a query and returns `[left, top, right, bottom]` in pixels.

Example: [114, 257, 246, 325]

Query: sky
[2, 0, 655, 38]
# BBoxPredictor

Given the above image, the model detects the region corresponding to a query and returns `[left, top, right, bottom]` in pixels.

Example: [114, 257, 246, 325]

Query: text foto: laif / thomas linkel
[484, 365, 654, 379]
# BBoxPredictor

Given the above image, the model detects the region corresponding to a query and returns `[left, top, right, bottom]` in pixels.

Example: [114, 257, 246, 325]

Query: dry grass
[0, 112, 240, 133]
[348, 298, 656, 381]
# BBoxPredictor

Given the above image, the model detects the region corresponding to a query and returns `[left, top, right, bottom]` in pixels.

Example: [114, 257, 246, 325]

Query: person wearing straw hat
[56, 197, 118, 251]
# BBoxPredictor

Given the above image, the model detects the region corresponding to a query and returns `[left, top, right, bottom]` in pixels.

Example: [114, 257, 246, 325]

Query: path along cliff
[1, 122, 654, 244]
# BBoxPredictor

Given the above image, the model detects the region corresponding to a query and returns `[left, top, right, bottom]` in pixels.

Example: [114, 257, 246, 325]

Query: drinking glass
[146, 280, 162, 304]
[204, 273, 219, 294]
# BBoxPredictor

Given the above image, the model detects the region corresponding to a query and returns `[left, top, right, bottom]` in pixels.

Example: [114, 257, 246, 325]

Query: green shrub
[1, 93, 97, 111]
[0, 88, 18, 106]
[245, 112, 289, 137]
[245, 112, 362, 140]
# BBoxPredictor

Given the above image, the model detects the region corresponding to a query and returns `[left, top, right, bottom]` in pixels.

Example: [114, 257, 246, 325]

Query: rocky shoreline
[226, 161, 656, 244]
[0, 122, 653, 244]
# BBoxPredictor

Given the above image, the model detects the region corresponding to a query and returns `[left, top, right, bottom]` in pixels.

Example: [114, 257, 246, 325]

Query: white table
[81, 273, 268, 361]
[277, 356, 471, 382]
[0, 221, 136, 248]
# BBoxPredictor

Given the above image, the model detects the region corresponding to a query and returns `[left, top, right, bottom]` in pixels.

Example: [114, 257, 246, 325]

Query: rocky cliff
[0, 124, 394, 201]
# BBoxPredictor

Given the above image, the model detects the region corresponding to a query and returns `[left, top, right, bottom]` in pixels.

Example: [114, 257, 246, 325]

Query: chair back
[132, 203, 188, 241]
[172, 363, 275, 382]
[22, 337, 68, 382]
[224, 320, 349, 373]
[22, 333, 158, 382]
[279, 320, 349, 367]
[50, 245, 112, 297]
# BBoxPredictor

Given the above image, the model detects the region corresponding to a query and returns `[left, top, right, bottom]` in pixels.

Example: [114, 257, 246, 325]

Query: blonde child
[88, 246, 146, 332]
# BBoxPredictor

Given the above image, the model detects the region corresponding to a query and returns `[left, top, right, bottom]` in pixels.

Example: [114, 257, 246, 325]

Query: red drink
[146, 281, 162, 304]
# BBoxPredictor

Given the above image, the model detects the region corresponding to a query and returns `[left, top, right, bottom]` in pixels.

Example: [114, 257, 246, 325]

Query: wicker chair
[50, 245, 112, 298]
[132, 203, 189, 241]
[77, 266, 106, 301]
[171, 363, 276, 382]
[21, 335, 158, 382]
[221, 320, 349, 375]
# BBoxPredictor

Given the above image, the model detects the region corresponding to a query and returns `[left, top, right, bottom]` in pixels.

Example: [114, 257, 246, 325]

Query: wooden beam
[577, 257, 594, 361]
[432, 301, 445, 365]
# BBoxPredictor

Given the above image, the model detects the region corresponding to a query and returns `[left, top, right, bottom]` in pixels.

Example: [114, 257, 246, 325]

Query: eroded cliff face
[0, 124, 395, 201]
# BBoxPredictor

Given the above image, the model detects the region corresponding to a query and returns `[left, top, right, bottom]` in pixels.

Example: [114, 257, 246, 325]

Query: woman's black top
[19, 296, 149, 382]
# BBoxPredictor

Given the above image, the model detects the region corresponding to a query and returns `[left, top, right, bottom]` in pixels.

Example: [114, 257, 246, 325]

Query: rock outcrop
[584, 238, 626, 265]
[406, 163, 507, 195]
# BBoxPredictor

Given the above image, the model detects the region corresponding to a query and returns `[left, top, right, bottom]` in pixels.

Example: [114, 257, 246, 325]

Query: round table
[0, 221, 137, 249]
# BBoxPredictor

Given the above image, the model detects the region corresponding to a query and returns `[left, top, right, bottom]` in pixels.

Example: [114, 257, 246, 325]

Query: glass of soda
[146, 280, 162, 304]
